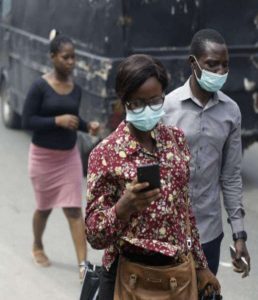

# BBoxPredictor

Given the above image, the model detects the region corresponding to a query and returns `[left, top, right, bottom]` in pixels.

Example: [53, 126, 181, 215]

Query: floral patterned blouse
[85, 121, 207, 270]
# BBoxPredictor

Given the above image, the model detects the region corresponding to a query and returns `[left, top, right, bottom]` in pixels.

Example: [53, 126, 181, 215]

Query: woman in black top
[23, 32, 99, 281]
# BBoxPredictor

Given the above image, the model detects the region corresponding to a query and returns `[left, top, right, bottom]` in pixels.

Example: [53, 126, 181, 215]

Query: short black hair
[49, 33, 74, 55]
[115, 54, 168, 103]
[190, 28, 226, 58]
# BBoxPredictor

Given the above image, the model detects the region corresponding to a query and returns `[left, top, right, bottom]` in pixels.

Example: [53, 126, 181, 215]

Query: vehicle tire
[0, 81, 21, 128]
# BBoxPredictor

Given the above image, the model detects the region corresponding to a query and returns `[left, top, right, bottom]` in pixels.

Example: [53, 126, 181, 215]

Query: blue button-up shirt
[162, 78, 245, 243]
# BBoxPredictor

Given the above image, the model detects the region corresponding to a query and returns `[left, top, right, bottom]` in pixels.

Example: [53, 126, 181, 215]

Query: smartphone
[229, 245, 249, 274]
[137, 163, 161, 191]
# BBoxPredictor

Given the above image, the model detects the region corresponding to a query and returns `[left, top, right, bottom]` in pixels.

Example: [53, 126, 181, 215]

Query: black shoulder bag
[79, 261, 101, 300]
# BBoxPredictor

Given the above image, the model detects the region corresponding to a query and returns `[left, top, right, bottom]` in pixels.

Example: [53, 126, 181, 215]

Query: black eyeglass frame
[125, 94, 165, 114]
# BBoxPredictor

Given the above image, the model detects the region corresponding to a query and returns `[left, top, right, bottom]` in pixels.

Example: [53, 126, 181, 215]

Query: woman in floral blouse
[85, 54, 220, 299]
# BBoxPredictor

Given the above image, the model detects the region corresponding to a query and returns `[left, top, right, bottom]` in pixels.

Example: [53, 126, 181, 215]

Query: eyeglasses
[126, 94, 165, 114]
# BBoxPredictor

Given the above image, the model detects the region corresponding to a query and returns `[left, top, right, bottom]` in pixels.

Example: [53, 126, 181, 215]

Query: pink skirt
[28, 143, 83, 210]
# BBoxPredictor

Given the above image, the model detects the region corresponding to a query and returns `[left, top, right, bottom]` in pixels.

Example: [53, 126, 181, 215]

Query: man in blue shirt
[163, 28, 250, 276]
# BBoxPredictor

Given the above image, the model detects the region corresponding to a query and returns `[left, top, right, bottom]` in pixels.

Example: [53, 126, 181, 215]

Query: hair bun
[49, 29, 60, 41]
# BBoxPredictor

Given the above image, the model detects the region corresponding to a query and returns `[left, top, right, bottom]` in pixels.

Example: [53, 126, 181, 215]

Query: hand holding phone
[229, 245, 249, 277]
[115, 172, 161, 221]
[137, 163, 161, 191]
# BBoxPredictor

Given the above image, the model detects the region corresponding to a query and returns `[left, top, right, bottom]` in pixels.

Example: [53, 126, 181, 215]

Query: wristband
[232, 231, 247, 242]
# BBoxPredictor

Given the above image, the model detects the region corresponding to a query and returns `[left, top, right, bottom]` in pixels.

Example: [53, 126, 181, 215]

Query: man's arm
[220, 108, 250, 276]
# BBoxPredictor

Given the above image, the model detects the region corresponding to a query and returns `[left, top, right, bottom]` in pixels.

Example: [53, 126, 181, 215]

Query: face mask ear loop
[193, 69, 199, 81]
[191, 55, 202, 81]
[192, 55, 202, 72]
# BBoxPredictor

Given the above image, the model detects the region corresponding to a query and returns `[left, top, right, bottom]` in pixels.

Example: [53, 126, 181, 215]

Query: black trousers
[202, 232, 224, 275]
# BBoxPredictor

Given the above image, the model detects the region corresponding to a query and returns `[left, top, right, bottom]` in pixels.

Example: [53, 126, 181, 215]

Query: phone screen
[137, 163, 161, 191]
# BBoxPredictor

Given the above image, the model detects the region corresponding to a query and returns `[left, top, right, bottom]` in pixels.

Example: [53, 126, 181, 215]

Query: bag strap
[185, 194, 192, 250]
[169, 127, 192, 251]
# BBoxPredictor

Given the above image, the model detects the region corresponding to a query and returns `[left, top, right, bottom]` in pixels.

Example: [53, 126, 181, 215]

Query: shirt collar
[115, 121, 164, 156]
[178, 77, 227, 103]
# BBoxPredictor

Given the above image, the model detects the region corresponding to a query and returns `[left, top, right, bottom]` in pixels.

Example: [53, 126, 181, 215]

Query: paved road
[0, 120, 103, 300]
[217, 142, 258, 299]
[0, 117, 257, 299]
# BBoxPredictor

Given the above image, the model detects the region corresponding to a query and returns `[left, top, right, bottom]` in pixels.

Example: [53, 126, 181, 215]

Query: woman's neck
[128, 123, 156, 153]
[52, 70, 71, 83]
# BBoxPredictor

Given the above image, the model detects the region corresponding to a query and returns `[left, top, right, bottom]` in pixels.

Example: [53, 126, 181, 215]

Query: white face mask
[193, 56, 228, 92]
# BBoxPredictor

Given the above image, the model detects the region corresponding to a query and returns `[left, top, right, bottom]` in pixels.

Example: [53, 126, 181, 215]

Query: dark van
[0, 0, 258, 163]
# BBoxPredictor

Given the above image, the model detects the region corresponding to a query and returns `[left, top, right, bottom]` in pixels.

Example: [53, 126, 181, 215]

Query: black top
[22, 78, 88, 150]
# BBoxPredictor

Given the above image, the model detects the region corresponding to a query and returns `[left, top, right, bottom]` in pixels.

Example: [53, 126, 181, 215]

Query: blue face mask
[193, 56, 228, 92]
[126, 105, 165, 132]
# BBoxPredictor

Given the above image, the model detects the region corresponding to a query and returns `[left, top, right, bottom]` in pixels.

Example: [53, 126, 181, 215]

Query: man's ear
[188, 55, 195, 64]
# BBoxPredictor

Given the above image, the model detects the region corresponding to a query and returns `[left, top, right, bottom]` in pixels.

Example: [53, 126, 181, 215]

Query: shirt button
[202, 128, 205, 131]
[200, 147, 203, 151]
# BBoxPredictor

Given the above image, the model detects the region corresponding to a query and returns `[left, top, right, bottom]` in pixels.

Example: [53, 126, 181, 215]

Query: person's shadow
[50, 261, 76, 273]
